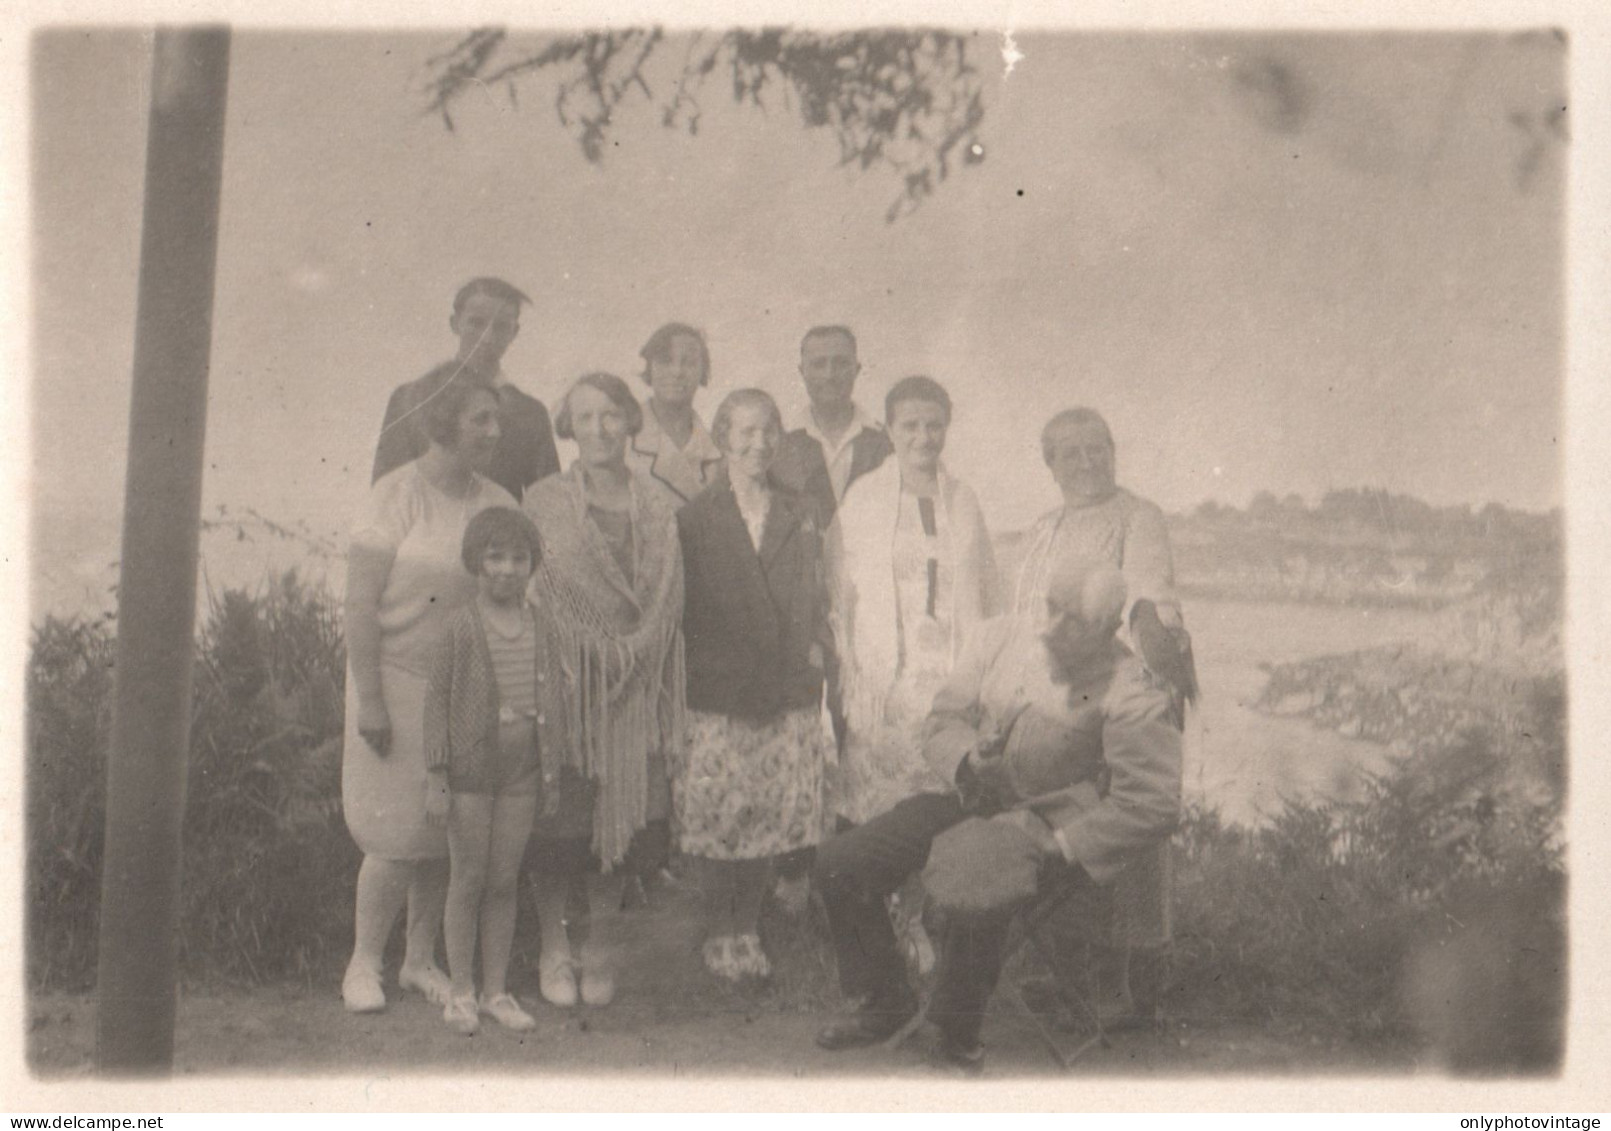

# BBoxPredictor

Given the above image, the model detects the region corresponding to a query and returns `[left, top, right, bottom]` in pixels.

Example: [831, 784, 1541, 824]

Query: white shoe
[342, 964, 386, 1013]
[773, 874, 812, 917]
[399, 963, 453, 1005]
[443, 994, 479, 1035]
[481, 992, 537, 1032]
[733, 933, 771, 979]
[580, 963, 616, 1007]
[703, 935, 741, 982]
[538, 953, 578, 1008]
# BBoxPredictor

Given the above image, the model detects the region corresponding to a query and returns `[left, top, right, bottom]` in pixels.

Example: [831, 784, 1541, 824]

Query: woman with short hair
[626, 322, 723, 508]
[1012, 405, 1195, 1025]
[830, 376, 1001, 825]
[825, 375, 1001, 972]
[675, 388, 835, 980]
[341, 364, 517, 1013]
[522, 372, 686, 1008]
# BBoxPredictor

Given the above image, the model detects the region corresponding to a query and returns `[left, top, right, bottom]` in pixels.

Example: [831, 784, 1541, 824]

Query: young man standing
[771, 325, 893, 528]
[372, 277, 561, 501]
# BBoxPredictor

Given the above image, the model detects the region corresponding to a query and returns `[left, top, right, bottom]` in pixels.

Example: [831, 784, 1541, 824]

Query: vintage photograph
[11, 4, 1597, 1108]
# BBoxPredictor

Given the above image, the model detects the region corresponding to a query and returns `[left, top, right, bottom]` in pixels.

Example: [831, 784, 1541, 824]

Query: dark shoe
[928, 1035, 985, 1076]
[815, 997, 918, 1051]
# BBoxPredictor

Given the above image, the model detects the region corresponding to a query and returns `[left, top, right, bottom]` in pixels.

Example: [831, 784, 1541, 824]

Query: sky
[23, 26, 1568, 613]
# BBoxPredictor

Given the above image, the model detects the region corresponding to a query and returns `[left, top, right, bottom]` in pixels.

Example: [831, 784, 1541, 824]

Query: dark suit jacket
[372, 372, 561, 502]
[770, 424, 893, 530]
[678, 472, 829, 721]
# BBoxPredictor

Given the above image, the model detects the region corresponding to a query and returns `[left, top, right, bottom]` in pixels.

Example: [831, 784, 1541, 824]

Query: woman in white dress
[341, 366, 517, 1013]
[827, 376, 1001, 967]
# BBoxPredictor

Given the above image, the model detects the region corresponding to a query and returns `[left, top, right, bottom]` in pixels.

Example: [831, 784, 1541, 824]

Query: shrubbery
[1169, 717, 1565, 1070]
[26, 573, 355, 990]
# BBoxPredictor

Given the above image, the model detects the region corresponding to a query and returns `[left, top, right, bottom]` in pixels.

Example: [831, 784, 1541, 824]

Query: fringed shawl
[828, 460, 1001, 738]
[524, 465, 686, 867]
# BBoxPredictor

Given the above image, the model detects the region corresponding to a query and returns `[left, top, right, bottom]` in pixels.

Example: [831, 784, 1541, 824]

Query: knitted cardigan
[423, 598, 571, 789]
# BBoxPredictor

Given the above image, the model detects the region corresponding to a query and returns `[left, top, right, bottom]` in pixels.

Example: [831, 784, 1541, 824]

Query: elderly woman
[1013, 406, 1194, 1023]
[626, 322, 723, 508]
[522, 372, 686, 1008]
[675, 389, 836, 980]
[342, 364, 517, 1013]
[1014, 408, 1180, 634]
[827, 375, 1001, 969]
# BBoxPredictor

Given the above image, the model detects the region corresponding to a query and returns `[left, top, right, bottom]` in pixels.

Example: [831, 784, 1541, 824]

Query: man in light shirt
[772, 325, 893, 528]
[813, 558, 1184, 1073]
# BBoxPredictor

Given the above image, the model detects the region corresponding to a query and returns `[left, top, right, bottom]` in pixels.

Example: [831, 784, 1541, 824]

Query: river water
[1183, 596, 1442, 825]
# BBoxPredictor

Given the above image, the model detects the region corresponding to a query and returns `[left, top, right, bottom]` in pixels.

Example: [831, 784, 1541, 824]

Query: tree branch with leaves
[420, 27, 987, 221]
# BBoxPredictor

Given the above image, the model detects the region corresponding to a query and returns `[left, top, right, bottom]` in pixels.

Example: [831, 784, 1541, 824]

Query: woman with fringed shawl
[522, 372, 686, 1009]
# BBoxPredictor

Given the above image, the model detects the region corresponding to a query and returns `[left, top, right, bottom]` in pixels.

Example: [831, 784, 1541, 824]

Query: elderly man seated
[813, 557, 1183, 1073]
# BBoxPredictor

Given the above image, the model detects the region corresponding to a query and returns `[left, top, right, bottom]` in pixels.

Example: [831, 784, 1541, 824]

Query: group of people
[339, 276, 1195, 1071]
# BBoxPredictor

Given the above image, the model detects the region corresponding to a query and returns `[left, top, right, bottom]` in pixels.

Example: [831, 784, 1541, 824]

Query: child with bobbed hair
[424, 506, 570, 1034]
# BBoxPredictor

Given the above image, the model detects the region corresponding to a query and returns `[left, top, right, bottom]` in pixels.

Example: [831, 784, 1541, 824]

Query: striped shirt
[486, 612, 537, 724]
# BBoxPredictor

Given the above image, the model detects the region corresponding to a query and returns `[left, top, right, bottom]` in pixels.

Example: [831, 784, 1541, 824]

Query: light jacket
[626, 404, 723, 508]
[920, 614, 1182, 885]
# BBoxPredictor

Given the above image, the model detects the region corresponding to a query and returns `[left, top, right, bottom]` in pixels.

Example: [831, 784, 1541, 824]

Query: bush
[26, 572, 355, 990]
[1169, 726, 1565, 1068]
[26, 617, 116, 989]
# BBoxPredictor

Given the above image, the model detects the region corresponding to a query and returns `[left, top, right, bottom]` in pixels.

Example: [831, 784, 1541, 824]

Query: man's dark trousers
[817, 791, 1106, 1047]
[817, 793, 965, 1011]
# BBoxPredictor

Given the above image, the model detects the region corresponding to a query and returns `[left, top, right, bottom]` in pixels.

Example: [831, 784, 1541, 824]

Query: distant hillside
[1167, 489, 1561, 612]
[996, 489, 1561, 615]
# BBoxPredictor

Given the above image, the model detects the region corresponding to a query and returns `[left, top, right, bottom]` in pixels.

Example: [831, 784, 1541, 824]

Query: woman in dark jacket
[676, 388, 835, 981]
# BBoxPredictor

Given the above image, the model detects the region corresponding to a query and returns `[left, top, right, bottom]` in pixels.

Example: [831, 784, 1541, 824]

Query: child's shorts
[449, 718, 540, 796]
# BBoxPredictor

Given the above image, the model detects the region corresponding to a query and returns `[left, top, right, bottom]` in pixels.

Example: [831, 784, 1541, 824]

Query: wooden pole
[95, 25, 230, 1076]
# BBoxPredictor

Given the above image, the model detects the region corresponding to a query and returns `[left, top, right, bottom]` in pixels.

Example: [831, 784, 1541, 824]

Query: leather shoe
[815, 997, 918, 1051]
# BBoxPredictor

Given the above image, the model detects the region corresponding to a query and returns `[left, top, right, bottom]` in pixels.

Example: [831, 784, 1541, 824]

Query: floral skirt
[674, 708, 834, 860]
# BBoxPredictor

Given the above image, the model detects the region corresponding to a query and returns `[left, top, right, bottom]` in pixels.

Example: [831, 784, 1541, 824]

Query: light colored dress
[341, 463, 516, 859]
[1012, 486, 1179, 947]
[829, 462, 1001, 825]
[837, 490, 960, 823]
[1013, 488, 1177, 627]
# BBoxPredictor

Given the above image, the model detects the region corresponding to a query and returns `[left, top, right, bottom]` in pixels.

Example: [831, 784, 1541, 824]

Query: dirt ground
[27, 874, 1417, 1084]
